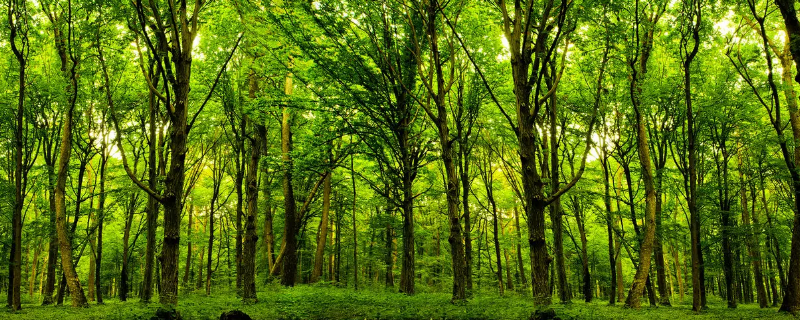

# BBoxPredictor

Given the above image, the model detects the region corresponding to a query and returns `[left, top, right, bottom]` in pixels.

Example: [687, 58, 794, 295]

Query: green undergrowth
[1, 286, 796, 320]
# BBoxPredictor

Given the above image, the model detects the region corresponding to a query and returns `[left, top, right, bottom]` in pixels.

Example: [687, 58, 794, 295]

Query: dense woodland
[5, 0, 800, 318]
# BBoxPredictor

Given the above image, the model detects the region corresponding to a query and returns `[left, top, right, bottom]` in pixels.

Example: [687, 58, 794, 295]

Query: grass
[1, 285, 796, 320]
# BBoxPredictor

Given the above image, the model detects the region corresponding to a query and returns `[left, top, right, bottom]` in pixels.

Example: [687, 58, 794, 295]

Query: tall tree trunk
[762, 0, 800, 312]
[242, 117, 264, 301]
[53, 60, 87, 309]
[385, 202, 395, 288]
[514, 207, 528, 293]
[680, 0, 702, 310]
[460, 141, 473, 294]
[738, 150, 768, 308]
[8, 2, 26, 308]
[485, 167, 504, 295]
[716, 143, 736, 309]
[280, 67, 299, 287]
[141, 63, 160, 304]
[351, 146, 359, 290]
[42, 158, 58, 306]
[624, 11, 659, 306]
[654, 170, 670, 306]
[234, 140, 245, 290]
[311, 170, 331, 283]
[183, 205, 194, 288]
[120, 190, 136, 302]
[423, 1, 467, 300]
[602, 156, 616, 305]
[573, 197, 591, 303]
[95, 136, 108, 304]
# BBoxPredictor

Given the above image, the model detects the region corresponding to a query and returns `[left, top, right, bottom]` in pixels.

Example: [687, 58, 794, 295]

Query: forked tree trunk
[422, 1, 467, 300]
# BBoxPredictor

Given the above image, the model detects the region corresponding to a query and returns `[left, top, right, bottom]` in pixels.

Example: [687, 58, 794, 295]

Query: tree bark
[421, 1, 467, 300]
[183, 205, 194, 288]
[242, 116, 264, 301]
[95, 134, 108, 304]
[280, 67, 299, 287]
[8, 1, 27, 308]
[738, 150, 768, 308]
[513, 207, 528, 294]
[311, 169, 332, 283]
[766, 0, 800, 312]
[602, 156, 616, 305]
[624, 2, 661, 305]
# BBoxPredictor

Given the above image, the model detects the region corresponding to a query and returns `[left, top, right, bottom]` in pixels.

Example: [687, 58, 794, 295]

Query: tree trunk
[514, 207, 528, 294]
[234, 139, 245, 290]
[761, 1, 800, 312]
[504, 248, 514, 291]
[739, 150, 768, 308]
[141, 62, 160, 304]
[602, 156, 616, 305]
[120, 188, 137, 301]
[486, 173, 504, 295]
[42, 160, 58, 306]
[311, 171, 331, 283]
[654, 170, 670, 306]
[96, 138, 108, 304]
[351, 148, 359, 290]
[183, 205, 194, 289]
[424, 4, 468, 299]
[53, 77, 88, 308]
[385, 203, 395, 287]
[9, 11, 26, 308]
[281, 67, 299, 287]
[624, 36, 659, 309]
[242, 116, 264, 301]
[573, 197, 591, 303]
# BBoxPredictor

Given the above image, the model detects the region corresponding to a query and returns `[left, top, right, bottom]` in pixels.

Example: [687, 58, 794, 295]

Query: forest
[4, 0, 800, 319]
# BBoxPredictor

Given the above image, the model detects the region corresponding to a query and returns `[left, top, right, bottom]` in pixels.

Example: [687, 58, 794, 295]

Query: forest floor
[1, 285, 795, 320]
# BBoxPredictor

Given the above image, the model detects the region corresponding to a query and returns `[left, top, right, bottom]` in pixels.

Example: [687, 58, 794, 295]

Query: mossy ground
[1, 285, 795, 320]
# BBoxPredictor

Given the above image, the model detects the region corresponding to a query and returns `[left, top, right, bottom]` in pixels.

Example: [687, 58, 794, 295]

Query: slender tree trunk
[487, 175, 504, 295]
[120, 189, 137, 301]
[504, 248, 514, 291]
[141, 63, 160, 304]
[514, 207, 528, 293]
[281, 67, 299, 287]
[42, 161, 58, 306]
[9, 17, 26, 311]
[89, 208, 96, 302]
[234, 141, 244, 290]
[461, 145, 473, 294]
[183, 205, 194, 289]
[654, 170, 670, 306]
[311, 171, 331, 283]
[573, 198, 591, 303]
[421, 2, 466, 299]
[738, 150, 768, 308]
[95, 138, 108, 304]
[385, 202, 395, 287]
[351, 147, 359, 290]
[602, 157, 616, 305]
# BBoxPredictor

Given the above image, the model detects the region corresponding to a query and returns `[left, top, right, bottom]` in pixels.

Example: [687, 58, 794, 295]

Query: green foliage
[2, 286, 796, 320]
